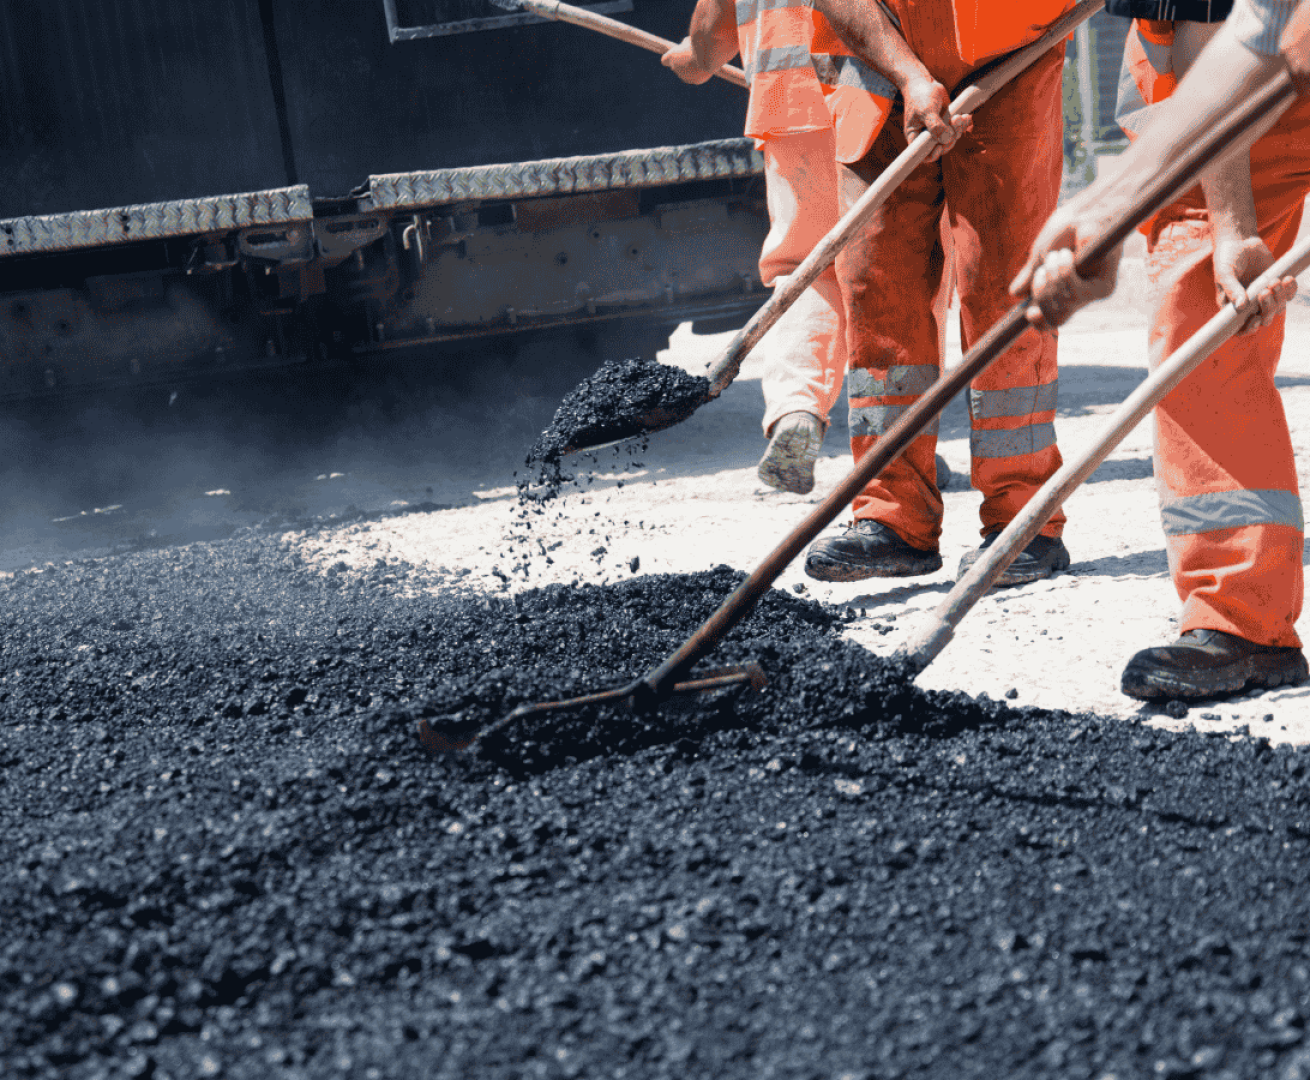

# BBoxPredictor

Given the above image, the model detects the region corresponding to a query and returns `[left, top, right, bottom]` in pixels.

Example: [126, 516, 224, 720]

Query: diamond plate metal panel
[366, 139, 764, 210]
[0, 186, 313, 259]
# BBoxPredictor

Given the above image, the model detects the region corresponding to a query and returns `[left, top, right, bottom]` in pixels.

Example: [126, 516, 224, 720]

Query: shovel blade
[559, 397, 711, 456]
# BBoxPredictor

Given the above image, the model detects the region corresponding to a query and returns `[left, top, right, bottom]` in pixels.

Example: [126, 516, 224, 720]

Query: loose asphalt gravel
[7, 536, 1310, 1080]
[527, 357, 711, 466]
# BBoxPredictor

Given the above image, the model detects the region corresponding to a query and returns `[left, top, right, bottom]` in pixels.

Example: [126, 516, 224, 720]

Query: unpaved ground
[287, 242, 1310, 741]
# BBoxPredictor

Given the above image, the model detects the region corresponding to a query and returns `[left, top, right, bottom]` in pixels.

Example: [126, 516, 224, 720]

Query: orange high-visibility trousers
[756, 127, 848, 436]
[835, 18, 1066, 551]
[1144, 96, 1310, 649]
[757, 127, 954, 438]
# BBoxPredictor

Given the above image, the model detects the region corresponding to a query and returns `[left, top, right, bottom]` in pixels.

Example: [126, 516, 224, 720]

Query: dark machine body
[0, 1, 768, 399]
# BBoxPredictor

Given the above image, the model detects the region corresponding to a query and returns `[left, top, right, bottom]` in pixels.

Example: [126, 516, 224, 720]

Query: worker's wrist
[891, 62, 936, 94]
[1207, 205, 1260, 245]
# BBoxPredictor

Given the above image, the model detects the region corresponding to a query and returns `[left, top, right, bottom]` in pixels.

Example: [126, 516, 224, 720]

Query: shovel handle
[517, 0, 749, 87]
[642, 66, 1298, 701]
[702, 0, 1106, 397]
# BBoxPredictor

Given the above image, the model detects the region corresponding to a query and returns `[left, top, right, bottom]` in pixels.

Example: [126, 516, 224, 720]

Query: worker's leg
[1120, 99, 1310, 698]
[943, 45, 1066, 542]
[802, 113, 949, 580]
[756, 128, 847, 434]
[1150, 214, 1303, 648]
[834, 116, 947, 550]
[755, 128, 847, 494]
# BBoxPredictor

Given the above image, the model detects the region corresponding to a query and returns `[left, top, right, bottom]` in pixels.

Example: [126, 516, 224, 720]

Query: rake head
[417, 662, 767, 754]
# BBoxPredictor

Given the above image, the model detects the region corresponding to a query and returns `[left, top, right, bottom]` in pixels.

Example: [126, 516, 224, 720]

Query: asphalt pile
[6, 536, 1310, 1080]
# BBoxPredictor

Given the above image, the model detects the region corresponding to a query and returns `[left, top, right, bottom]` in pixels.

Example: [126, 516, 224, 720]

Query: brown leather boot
[1121, 628, 1310, 701]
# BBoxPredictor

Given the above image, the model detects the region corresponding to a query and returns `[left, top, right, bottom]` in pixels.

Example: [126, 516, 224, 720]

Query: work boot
[956, 531, 1070, 587]
[759, 411, 823, 494]
[805, 520, 942, 581]
[1121, 628, 1310, 701]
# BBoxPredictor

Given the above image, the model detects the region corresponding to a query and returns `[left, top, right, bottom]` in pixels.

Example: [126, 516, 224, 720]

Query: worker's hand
[1212, 235, 1299, 334]
[661, 36, 716, 84]
[1011, 203, 1121, 331]
[901, 75, 971, 162]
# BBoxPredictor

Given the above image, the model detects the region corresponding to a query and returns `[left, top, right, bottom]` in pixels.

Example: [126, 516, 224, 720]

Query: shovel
[489, 0, 749, 86]
[897, 210, 1310, 677]
[548, 0, 1106, 457]
[419, 66, 1296, 755]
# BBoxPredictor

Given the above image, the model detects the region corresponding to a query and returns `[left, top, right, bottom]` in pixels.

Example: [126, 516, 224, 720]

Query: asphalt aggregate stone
[6, 536, 1310, 1079]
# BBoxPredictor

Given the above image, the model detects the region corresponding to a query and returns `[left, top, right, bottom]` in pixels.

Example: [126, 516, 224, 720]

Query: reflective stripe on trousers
[968, 383, 1058, 459]
[1160, 489, 1304, 536]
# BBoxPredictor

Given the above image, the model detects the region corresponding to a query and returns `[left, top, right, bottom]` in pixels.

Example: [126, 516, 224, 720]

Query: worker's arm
[661, 0, 739, 84]
[1285, 0, 1310, 90]
[809, 0, 972, 160]
[1180, 20, 1285, 332]
[1013, 2, 1300, 330]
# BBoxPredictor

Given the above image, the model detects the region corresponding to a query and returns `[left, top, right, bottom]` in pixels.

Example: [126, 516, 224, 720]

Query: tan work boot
[759, 411, 823, 494]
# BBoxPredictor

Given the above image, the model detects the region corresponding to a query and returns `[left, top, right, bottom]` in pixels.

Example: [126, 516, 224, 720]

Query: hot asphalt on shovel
[538, 0, 1105, 459]
[418, 64, 1297, 755]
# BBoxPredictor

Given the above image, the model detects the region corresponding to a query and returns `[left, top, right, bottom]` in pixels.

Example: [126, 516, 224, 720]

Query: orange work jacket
[814, 0, 1073, 164]
[735, 0, 831, 140]
[952, 0, 1075, 64]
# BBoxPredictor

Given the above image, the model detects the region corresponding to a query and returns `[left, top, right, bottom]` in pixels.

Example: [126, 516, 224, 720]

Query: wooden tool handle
[702, 0, 1105, 396]
[518, 0, 749, 87]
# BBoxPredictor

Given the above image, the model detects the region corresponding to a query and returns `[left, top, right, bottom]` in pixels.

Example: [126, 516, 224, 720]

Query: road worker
[664, 0, 954, 496]
[802, 0, 1074, 586]
[1015, 0, 1310, 700]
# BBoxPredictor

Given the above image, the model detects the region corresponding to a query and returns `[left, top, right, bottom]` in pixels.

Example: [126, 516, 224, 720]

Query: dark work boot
[956, 531, 1070, 587]
[1121, 628, 1310, 701]
[804, 520, 942, 582]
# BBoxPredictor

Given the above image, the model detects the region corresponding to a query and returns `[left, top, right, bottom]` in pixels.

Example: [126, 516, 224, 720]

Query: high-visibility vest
[1114, 4, 1239, 137]
[951, 0, 1075, 64]
[810, 5, 898, 164]
[735, 0, 831, 140]
[811, 0, 1074, 165]
[1115, 18, 1178, 137]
